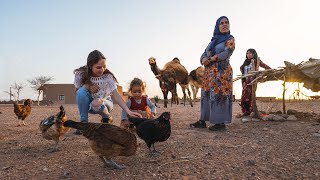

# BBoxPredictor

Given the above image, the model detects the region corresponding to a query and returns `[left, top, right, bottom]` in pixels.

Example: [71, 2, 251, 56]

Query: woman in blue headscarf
[190, 16, 235, 131]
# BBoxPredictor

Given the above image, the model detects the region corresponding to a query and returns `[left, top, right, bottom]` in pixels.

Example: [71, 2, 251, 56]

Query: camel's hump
[172, 57, 180, 63]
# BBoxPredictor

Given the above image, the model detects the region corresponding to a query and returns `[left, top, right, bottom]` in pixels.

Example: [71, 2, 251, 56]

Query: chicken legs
[148, 143, 161, 157]
[99, 156, 125, 169]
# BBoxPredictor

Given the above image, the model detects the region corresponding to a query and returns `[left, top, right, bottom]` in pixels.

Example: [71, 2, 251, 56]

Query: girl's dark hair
[246, 48, 258, 60]
[242, 48, 259, 67]
[128, 78, 146, 93]
[74, 50, 118, 85]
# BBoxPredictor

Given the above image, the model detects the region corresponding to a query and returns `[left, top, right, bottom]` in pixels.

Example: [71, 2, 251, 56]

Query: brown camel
[157, 69, 179, 107]
[148, 57, 193, 108]
[148, 57, 179, 107]
[188, 66, 204, 100]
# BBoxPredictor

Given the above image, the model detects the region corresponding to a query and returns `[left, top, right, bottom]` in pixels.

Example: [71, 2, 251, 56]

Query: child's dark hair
[129, 78, 146, 93]
[73, 50, 118, 85]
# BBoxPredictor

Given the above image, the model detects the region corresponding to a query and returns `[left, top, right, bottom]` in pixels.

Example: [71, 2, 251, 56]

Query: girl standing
[73, 50, 142, 134]
[240, 49, 271, 116]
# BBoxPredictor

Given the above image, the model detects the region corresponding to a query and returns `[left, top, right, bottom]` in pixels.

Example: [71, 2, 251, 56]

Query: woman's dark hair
[246, 48, 258, 60]
[242, 48, 258, 66]
[73, 50, 118, 85]
[241, 48, 259, 74]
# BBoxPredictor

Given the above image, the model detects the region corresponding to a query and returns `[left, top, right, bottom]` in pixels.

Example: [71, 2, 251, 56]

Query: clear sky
[1, 0, 319, 101]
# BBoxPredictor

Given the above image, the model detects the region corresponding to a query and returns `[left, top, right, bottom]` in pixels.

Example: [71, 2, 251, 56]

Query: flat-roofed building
[42, 84, 126, 104]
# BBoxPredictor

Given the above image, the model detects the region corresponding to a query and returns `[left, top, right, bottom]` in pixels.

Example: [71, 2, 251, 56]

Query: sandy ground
[0, 100, 320, 179]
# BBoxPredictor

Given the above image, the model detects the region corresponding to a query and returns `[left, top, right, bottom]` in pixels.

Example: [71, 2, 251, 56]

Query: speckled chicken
[39, 105, 70, 152]
[63, 120, 138, 169]
[14, 99, 32, 126]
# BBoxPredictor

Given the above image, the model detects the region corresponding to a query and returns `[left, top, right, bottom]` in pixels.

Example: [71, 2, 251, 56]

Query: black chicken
[63, 120, 138, 169]
[128, 112, 171, 156]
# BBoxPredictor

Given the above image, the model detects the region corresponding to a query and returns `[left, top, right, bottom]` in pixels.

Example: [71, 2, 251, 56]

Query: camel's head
[148, 57, 156, 65]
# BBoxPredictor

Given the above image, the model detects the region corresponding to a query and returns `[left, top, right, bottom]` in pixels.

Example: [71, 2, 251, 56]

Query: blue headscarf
[208, 16, 233, 56]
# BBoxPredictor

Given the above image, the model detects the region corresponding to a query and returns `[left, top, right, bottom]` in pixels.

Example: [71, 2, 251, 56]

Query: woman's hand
[127, 110, 143, 118]
[225, 38, 235, 49]
[202, 55, 218, 67]
[111, 90, 143, 119]
[202, 58, 211, 67]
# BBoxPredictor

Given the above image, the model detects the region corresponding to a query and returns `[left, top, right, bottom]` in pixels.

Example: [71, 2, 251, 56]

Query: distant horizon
[1, 81, 319, 102]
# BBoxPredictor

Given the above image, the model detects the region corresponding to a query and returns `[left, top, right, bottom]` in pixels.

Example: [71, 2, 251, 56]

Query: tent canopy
[234, 58, 320, 92]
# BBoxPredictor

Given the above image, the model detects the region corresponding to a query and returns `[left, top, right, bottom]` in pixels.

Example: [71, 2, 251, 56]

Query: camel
[149, 57, 179, 107]
[148, 57, 193, 108]
[188, 66, 204, 100]
[158, 69, 180, 106]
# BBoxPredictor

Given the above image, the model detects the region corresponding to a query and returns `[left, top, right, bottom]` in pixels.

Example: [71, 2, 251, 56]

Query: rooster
[128, 112, 171, 156]
[39, 105, 70, 152]
[63, 120, 138, 169]
[14, 99, 32, 126]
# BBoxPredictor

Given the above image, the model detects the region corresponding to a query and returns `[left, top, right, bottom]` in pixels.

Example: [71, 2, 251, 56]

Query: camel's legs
[181, 86, 187, 106]
[195, 87, 199, 100]
[186, 87, 193, 107]
[180, 84, 193, 107]
[190, 84, 197, 100]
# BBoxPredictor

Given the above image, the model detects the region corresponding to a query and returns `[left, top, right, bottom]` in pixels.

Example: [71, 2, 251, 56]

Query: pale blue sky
[1, 0, 319, 101]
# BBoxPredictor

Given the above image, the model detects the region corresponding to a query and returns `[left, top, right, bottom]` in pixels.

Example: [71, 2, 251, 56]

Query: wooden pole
[282, 76, 286, 114]
[252, 82, 259, 118]
[9, 87, 12, 101]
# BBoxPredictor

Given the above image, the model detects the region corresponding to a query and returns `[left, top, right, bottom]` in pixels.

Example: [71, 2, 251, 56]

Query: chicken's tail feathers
[57, 105, 66, 119]
[39, 115, 55, 130]
[63, 120, 78, 128]
[63, 120, 88, 131]
[59, 105, 64, 112]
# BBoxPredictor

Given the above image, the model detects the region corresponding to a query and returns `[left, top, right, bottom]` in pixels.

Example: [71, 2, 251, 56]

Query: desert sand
[0, 100, 320, 179]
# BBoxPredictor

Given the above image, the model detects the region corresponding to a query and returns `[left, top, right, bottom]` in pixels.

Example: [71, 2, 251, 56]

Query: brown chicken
[39, 105, 70, 152]
[14, 99, 32, 126]
[63, 120, 138, 169]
